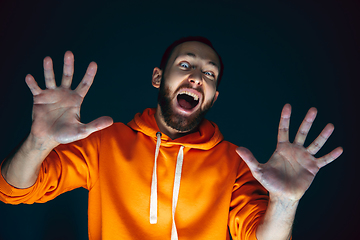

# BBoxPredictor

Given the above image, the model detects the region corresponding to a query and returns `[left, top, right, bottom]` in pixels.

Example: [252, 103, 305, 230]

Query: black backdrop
[0, 1, 358, 239]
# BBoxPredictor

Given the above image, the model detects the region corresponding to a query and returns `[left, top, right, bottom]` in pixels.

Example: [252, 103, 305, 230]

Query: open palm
[26, 51, 113, 147]
[236, 104, 343, 201]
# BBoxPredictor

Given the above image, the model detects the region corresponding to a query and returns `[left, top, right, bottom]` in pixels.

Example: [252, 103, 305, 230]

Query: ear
[152, 67, 162, 88]
[211, 91, 219, 107]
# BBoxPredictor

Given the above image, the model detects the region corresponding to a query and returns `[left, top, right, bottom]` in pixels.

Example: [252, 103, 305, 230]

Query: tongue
[178, 98, 193, 109]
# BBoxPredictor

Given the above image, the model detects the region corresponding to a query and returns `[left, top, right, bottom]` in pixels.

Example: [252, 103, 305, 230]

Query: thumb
[236, 147, 261, 174]
[83, 116, 113, 136]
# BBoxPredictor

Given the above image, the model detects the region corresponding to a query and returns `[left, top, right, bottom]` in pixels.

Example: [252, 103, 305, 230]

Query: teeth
[179, 91, 199, 101]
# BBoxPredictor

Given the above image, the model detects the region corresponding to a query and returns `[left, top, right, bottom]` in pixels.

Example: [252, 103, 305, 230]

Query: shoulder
[98, 122, 137, 140]
[215, 140, 239, 156]
[101, 122, 136, 133]
[101, 122, 130, 132]
[215, 140, 253, 175]
[210, 140, 242, 167]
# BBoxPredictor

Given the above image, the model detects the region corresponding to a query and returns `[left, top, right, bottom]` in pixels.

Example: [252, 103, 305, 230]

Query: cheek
[202, 94, 215, 108]
[164, 70, 185, 86]
[204, 84, 217, 102]
[171, 70, 189, 80]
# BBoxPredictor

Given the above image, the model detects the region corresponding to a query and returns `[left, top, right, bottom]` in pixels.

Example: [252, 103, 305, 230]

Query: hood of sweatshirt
[127, 108, 224, 149]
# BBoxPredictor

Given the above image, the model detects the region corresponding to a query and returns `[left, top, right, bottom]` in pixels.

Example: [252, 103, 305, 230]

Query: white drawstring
[149, 132, 185, 240]
[171, 145, 184, 240]
[150, 132, 162, 224]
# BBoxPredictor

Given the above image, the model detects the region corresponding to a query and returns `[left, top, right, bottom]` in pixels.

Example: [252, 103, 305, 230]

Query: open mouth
[176, 90, 200, 110]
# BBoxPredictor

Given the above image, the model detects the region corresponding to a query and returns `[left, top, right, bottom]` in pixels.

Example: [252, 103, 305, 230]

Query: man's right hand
[1, 51, 113, 188]
[27, 51, 113, 149]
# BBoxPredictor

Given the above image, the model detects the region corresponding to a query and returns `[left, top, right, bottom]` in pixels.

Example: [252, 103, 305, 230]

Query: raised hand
[236, 104, 343, 201]
[26, 51, 113, 148]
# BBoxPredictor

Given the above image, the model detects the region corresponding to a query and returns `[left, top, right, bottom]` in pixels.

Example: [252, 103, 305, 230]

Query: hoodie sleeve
[228, 159, 269, 240]
[0, 131, 101, 205]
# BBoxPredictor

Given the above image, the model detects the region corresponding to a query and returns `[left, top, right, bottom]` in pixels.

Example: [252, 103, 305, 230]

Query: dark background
[0, 0, 358, 239]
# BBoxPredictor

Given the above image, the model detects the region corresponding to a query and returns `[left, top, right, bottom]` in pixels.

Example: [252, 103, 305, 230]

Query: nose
[188, 70, 203, 86]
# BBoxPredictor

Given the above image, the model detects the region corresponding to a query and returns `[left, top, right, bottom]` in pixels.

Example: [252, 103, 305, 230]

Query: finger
[316, 146, 343, 168]
[307, 123, 334, 155]
[61, 51, 74, 88]
[43, 56, 56, 89]
[25, 74, 42, 96]
[294, 107, 317, 145]
[75, 62, 97, 98]
[236, 147, 261, 175]
[278, 103, 291, 143]
[79, 116, 113, 138]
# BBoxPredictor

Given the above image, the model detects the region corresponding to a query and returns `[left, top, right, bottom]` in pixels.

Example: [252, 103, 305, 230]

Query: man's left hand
[236, 104, 343, 201]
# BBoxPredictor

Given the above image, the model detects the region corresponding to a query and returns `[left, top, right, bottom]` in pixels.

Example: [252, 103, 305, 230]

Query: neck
[154, 105, 198, 140]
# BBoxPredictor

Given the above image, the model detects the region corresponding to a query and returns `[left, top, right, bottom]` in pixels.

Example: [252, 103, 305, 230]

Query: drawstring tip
[150, 216, 157, 224]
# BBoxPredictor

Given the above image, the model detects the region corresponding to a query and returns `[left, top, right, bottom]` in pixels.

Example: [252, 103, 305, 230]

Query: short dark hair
[159, 36, 224, 89]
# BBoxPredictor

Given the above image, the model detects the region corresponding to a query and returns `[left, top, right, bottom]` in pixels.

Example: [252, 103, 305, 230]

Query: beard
[157, 80, 215, 133]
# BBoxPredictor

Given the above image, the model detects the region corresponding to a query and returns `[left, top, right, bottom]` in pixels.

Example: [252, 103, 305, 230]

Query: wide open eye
[179, 62, 190, 69]
[204, 71, 215, 78]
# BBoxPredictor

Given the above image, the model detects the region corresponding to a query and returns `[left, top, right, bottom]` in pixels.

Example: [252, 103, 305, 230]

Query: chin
[167, 107, 205, 132]
[159, 94, 212, 133]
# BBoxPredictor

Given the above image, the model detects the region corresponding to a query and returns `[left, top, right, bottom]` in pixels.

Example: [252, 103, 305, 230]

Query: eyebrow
[178, 52, 219, 68]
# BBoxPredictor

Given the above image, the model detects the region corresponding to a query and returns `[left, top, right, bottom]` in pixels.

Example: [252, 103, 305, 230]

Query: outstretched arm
[236, 104, 343, 240]
[1, 51, 113, 189]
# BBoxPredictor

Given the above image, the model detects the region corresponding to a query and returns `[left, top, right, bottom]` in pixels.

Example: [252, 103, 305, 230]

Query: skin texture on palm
[25, 51, 113, 148]
[236, 104, 343, 202]
[1, 51, 113, 189]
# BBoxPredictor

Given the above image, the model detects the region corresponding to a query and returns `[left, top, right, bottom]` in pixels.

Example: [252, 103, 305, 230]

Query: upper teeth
[179, 91, 199, 101]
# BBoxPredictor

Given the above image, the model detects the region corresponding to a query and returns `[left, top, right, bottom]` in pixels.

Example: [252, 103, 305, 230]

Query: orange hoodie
[0, 108, 268, 240]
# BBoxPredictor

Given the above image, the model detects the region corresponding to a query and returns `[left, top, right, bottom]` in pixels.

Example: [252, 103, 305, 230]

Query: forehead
[169, 41, 220, 68]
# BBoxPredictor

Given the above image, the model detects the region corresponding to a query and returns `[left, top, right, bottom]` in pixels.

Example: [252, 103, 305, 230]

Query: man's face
[154, 41, 220, 132]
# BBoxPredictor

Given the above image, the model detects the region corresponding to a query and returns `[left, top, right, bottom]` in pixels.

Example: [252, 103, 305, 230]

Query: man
[0, 36, 342, 240]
